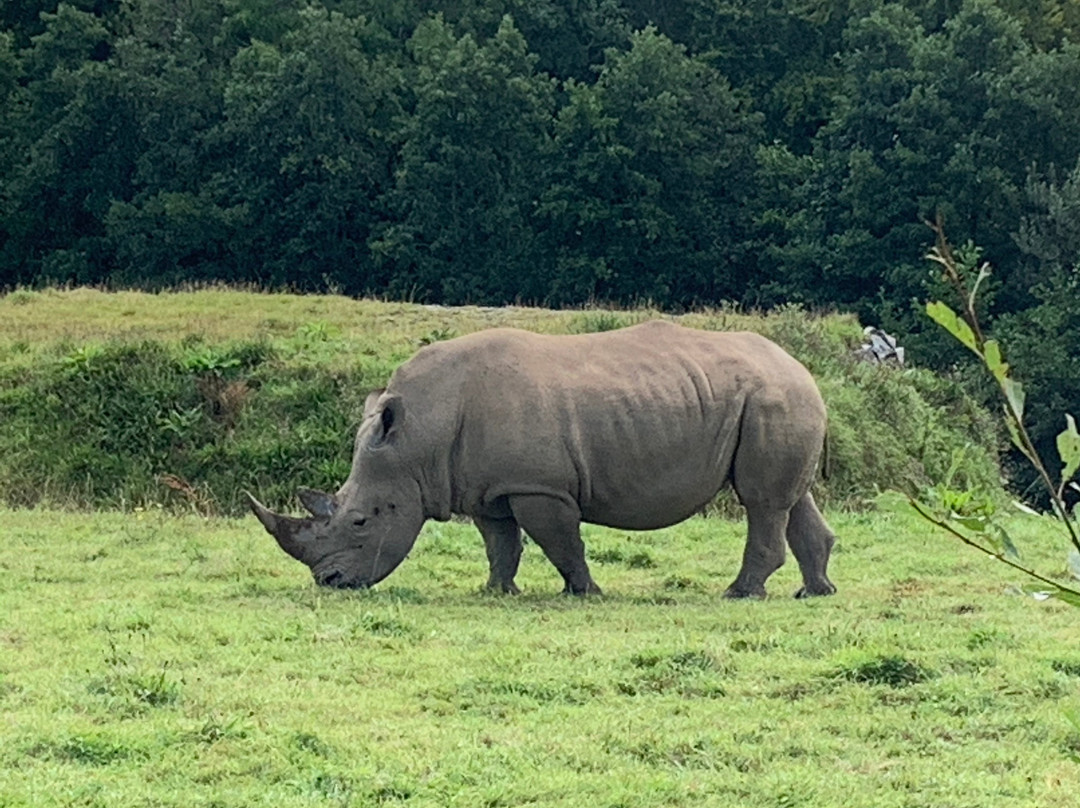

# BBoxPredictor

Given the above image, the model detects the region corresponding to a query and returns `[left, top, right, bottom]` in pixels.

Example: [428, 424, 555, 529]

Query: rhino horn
[297, 487, 338, 519]
[244, 491, 323, 563]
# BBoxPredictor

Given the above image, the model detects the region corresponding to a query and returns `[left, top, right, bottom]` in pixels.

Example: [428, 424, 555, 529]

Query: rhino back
[389, 321, 824, 530]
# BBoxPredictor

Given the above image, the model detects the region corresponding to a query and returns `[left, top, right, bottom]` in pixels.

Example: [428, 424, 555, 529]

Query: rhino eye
[353, 518, 367, 527]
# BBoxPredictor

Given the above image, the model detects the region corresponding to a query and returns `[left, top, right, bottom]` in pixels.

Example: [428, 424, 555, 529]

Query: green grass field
[2, 504, 1079, 807]
[1, 288, 1074, 805]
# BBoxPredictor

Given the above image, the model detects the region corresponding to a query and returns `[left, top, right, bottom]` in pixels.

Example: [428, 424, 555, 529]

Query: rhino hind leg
[786, 492, 837, 598]
[724, 505, 789, 599]
[508, 494, 602, 596]
[475, 514, 524, 594]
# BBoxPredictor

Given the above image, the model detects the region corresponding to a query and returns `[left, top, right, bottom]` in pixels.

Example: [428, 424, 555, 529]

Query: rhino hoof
[564, 581, 603, 596]
[486, 582, 520, 595]
[794, 582, 837, 598]
[723, 586, 767, 600]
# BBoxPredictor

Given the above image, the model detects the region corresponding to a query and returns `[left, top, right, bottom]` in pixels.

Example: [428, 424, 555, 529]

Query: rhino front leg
[508, 494, 602, 596]
[474, 514, 523, 594]
[724, 505, 789, 599]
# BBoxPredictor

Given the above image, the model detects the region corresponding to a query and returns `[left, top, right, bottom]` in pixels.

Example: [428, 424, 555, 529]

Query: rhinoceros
[247, 320, 836, 598]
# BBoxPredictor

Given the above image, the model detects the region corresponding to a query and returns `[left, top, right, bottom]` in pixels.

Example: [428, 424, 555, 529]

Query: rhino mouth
[314, 563, 401, 589]
[315, 570, 370, 589]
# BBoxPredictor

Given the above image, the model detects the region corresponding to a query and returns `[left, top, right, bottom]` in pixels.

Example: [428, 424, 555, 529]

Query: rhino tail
[820, 426, 831, 481]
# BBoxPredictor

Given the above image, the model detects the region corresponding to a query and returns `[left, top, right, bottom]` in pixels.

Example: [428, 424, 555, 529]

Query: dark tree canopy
[2, 0, 1079, 321]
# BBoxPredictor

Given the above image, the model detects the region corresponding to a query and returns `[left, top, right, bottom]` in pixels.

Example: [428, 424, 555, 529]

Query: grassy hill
[0, 287, 1000, 513]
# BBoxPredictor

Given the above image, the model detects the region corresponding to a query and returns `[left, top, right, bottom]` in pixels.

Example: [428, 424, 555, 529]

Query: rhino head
[246, 393, 426, 588]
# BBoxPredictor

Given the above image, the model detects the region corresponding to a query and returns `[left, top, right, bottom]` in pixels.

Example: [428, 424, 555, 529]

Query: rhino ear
[362, 389, 385, 421]
[297, 487, 337, 519]
[245, 491, 322, 563]
[377, 395, 404, 443]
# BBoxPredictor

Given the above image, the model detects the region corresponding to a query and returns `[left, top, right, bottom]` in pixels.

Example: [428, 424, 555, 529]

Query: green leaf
[989, 524, 1020, 559]
[1001, 378, 1025, 423]
[950, 514, 989, 534]
[926, 301, 979, 355]
[982, 339, 1008, 382]
[1051, 589, 1080, 609]
[1057, 414, 1080, 484]
[940, 487, 974, 513]
[1005, 414, 1026, 454]
[1019, 583, 1080, 609]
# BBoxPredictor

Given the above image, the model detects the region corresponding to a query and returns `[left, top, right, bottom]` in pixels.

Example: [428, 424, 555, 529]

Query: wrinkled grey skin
[247, 321, 837, 598]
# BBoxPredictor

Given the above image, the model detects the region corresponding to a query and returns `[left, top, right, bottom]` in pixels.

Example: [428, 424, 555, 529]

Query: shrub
[0, 338, 358, 512]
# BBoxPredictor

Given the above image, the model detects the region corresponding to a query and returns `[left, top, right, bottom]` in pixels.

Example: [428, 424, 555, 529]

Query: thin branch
[926, 219, 1080, 554]
[927, 215, 987, 347]
[908, 498, 1080, 599]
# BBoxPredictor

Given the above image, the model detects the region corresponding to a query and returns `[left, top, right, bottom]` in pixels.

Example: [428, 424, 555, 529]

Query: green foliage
[537, 26, 761, 306]
[0, 290, 1003, 514]
[0, 334, 356, 512]
[911, 226, 1080, 607]
[2, 0, 1080, 461]
[992, 161, 1080, 496]
[819, 363, 1001, 503]
[219, 7, 407, 292]
[371, 14, 556, 303]
[441, 0, 631, 80]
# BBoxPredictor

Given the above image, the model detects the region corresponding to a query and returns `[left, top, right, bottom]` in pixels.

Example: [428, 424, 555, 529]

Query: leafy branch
[912, 218, 1080, 606]
[907, 499, 1080, 608]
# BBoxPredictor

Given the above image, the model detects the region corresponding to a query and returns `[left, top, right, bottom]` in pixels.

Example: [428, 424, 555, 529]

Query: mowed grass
[2, 504, 1079, 807]
[0, 287, 867, 386]
[0, 286, 841, 347]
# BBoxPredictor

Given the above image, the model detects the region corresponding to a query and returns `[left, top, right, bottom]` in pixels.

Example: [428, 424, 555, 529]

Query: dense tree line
[5, 0, 1080, 495]
[2, 2, 1079, 331]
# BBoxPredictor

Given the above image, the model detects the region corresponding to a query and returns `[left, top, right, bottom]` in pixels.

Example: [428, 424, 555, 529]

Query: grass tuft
[833, 653, 932, 688]
[187, 716, 248, 745]
[356, 613, 415, 638]
[1051, 659, 1080, 677]
[568, 310, 646, 333]
[618, 649, 729, 697]
[27, 735, 148, 766]
[292, 732, 333, 757]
